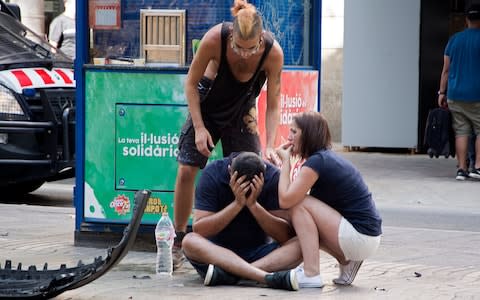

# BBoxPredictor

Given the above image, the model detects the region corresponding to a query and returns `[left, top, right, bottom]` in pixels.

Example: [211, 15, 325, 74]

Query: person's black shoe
[204, 264, 239, 286]
[469, 168, 480, 180]
[456, 169, 469, 181]
[264, 270, 299, 291]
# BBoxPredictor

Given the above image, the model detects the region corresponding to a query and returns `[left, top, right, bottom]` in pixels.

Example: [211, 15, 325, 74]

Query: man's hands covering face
[230, 171, 264, 208]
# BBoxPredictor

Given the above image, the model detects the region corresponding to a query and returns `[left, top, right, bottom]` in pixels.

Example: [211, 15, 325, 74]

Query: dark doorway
[418, 0, 470, 152]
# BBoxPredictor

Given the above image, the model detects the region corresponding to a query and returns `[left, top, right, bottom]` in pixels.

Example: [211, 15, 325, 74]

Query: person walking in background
[182, 152, 301, 291]
[275, 112, 382, 288]
[48, 0, 75, 60]
[438, 4, 480, 181]
[172, 0, 284, 269]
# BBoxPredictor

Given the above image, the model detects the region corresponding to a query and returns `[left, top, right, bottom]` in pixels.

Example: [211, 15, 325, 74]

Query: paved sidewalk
[1, 151, 480, 299]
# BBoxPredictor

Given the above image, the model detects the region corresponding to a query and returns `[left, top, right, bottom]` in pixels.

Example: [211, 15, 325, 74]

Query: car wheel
[4, 180, 45, 195]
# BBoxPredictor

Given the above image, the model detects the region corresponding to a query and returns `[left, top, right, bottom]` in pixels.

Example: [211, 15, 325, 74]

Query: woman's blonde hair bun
[230, 0, 262, 40]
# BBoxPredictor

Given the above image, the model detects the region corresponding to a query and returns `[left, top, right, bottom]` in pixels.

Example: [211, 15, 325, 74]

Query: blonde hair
[230, 0, 263, 39]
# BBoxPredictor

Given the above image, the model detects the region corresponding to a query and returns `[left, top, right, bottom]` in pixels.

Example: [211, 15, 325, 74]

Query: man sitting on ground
[182, 152, 301, 291]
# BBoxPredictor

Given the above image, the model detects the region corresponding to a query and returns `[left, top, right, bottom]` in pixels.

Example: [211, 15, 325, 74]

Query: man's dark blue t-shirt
[194, 155, 280, 251]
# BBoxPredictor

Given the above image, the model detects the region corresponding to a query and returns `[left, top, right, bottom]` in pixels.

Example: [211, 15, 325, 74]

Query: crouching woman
[275, 111, 382, 288]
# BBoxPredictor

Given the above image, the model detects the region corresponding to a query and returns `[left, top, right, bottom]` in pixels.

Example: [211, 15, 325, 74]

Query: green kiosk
[74, 0, 322, 246]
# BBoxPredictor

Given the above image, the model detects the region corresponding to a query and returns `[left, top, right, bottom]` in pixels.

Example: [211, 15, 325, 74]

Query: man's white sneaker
[295, 267, 324, 288]
[333, 260, 363, 285]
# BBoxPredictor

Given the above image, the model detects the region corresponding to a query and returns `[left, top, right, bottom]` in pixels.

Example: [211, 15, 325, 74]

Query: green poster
[115, 104, 186, 191]
[84, 70, 222, 225]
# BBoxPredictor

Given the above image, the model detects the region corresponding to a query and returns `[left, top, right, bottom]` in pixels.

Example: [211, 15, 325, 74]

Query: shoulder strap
[220, 22, 232, 63]
[257, 31, 274, 72]
[249, 31, 275, 84]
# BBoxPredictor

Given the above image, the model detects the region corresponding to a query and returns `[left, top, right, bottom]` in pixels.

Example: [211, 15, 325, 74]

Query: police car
[0, 2, 75, 195]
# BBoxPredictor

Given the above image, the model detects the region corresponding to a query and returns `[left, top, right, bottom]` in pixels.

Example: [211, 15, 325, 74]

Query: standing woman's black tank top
[199, 22, 274, 129]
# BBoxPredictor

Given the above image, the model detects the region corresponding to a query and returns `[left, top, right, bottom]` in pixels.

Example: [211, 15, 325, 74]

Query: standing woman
[275, 111, 382, 288]
[172, 0, 284, 269]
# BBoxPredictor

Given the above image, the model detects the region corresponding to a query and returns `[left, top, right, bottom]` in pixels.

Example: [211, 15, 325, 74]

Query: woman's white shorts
[338, 217, 381, 261]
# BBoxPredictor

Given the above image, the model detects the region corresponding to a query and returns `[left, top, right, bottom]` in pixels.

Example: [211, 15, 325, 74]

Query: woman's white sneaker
[333, 260, 363, 285]
[295, 267, 324, 288]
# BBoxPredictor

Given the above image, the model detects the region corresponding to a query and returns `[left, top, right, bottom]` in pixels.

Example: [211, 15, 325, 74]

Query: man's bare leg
[469, 136, 480, 179]
[456, 135, 469, 171]
[251, 238, 302, 272]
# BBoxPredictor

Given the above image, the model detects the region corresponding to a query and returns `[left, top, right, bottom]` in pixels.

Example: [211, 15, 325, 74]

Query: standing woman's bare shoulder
[264, 40, 284, 74]
[195, 24, 223, 62]
[265, 40, 283, 71]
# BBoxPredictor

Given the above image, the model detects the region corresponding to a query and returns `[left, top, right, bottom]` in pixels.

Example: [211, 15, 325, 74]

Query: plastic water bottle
[155, 212, 175, 276]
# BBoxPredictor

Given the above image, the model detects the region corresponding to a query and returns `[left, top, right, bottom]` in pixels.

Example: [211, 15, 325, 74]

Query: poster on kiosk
[257, 70, 319, 180]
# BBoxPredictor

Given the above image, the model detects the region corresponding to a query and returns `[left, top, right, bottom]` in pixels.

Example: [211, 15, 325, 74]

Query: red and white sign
[89, 0, 121, 30]
[257, 70, 318, 180]
[0, 68, 75, 93]
[257, 70, 319, 148]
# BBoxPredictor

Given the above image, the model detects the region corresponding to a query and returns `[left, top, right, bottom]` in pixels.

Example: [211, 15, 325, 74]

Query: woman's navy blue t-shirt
[303, 149, 382, 236]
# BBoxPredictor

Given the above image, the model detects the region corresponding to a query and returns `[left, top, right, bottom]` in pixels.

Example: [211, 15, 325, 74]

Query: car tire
[4, 180, 45, 196]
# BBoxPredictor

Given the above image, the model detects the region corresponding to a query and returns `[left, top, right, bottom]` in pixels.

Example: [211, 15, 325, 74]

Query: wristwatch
[437, 91, 446, 95]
